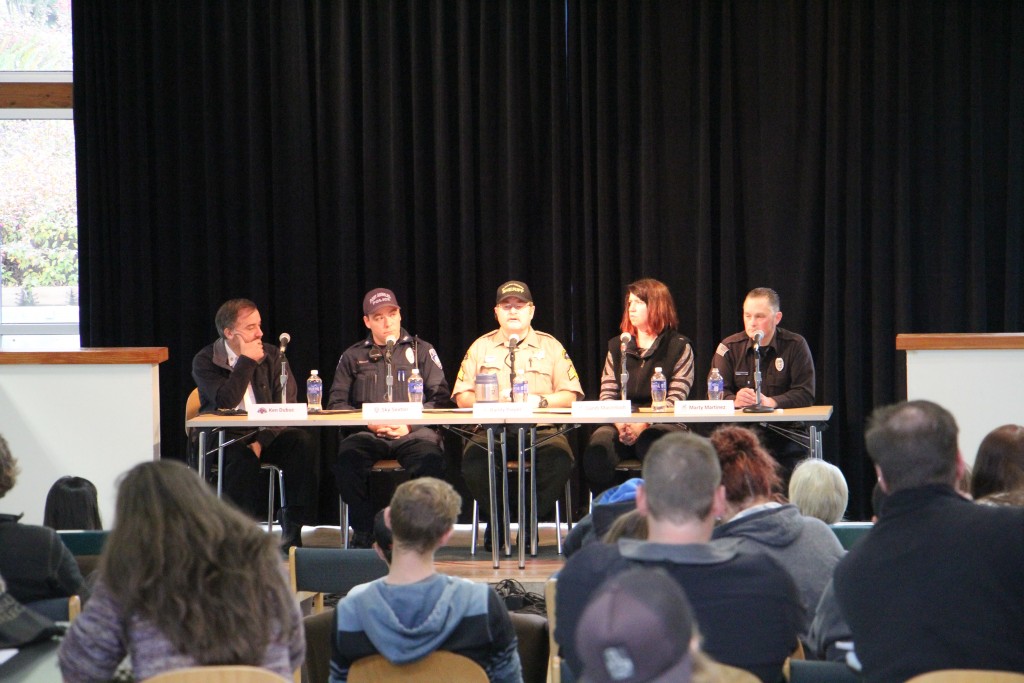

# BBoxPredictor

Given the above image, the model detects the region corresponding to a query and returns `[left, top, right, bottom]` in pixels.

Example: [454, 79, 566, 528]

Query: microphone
[508, 334, 520, 349]
[385, 335, 396, 358]
[753, 330, 764, 347]
[279, 332, 291, 354]
[619, 333, 631, 401]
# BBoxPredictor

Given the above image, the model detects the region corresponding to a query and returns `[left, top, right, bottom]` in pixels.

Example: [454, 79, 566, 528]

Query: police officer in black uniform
[327, 288, 450, 547]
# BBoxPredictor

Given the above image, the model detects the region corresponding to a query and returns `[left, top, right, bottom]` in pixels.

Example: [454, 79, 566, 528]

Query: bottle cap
[311, 369, 318, 375]
[655, 367, 662, 373]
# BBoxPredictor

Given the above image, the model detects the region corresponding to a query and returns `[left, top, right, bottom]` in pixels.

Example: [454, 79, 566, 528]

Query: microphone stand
[619, 342, 629, 401]
[385, 345, 394, 403]
[279, 346, 288, 405]
[743, 342, 775, 413]
[508, 341, 517, 393]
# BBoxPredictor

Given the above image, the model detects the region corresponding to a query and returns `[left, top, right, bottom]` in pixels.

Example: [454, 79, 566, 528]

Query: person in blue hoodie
[330, 477, 522, 683]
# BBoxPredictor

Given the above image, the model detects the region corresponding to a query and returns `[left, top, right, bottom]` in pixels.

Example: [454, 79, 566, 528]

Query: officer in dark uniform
[327, 288, 450, 547]
[712, 287, 815, 476]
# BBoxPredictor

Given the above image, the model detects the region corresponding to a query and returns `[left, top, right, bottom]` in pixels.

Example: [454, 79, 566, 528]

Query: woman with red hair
[583, 279, 695, 495]
[710, 425, 843, 640]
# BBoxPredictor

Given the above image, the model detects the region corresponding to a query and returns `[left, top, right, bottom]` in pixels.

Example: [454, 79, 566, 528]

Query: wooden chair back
[348, 651, 487, 682]
[145, 665, 288, 682]
[185, 387, 202, 433]
[545, 576, 561, 683]
[905, 672, 1024, 683]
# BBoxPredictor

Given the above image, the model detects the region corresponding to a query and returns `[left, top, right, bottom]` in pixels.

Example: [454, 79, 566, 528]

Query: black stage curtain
[73, 1, 1023, 520]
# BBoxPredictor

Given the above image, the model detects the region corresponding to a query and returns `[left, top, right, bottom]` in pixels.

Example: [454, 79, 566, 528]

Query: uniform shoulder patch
[715, 343, 729, 357]
[429, 349, 443, 370]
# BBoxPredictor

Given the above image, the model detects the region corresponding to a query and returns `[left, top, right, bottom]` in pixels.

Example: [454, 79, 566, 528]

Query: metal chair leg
[259, 464, 284, 532]
[470, 499, 479, 556]
[339, 496, 350, 549]
[556, 480, 572, 555]
[266, 471, 276, 530]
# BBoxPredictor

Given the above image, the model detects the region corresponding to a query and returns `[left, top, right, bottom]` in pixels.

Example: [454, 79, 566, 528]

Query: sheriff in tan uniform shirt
[454, 280, 583, 545]
[452, 327, 583, 404]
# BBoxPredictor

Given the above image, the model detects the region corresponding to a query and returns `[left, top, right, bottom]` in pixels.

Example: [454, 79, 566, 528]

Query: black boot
[279, 506, 304, 553]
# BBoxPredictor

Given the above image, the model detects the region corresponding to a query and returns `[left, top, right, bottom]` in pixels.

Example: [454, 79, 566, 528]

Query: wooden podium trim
[896, 334, 1024, 351]
[0, 347, 169, 365]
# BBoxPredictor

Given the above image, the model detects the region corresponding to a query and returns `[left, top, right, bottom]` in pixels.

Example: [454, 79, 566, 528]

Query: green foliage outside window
[0, 0, 73, 70]
[0, 119, 78, 292]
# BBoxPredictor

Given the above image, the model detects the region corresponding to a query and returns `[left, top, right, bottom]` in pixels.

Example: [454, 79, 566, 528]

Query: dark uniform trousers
[333, 428, 445, 534]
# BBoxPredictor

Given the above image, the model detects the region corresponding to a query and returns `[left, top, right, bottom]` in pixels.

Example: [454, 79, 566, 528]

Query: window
[0, 0, 77, 348]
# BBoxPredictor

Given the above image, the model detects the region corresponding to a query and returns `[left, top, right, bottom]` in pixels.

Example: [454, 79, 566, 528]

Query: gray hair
[788, 459, 849, 524]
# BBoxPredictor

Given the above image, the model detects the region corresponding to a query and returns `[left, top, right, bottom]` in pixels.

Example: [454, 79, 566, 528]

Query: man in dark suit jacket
[834, 400, 1024, 682]
[192, 298, 316, 551]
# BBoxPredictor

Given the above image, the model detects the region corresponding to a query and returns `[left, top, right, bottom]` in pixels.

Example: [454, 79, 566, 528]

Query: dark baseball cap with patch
[496, 280, 533, 304]
[363, 288, 400, 316]
[576, 567, 696, 683]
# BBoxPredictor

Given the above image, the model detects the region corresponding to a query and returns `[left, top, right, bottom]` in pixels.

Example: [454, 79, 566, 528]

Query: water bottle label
[512, 377, 529, 402]
[408, 378, 424, 403]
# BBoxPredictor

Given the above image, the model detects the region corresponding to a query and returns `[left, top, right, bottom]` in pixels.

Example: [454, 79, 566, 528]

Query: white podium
[898, 334, 1024, 466]
[0, 347, 168, 525]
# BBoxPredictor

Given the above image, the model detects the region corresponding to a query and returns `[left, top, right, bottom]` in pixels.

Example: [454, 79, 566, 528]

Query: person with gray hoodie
[330, 478, 522, 683]
[709, 426, 845, 639]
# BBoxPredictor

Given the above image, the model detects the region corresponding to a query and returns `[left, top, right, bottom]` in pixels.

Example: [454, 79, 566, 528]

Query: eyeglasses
[498, 302, 532, 312]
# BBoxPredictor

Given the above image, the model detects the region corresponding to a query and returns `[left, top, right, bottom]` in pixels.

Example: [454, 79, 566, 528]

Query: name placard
[362, 402, 424, 420]
[248, 403, 309, 421]
[674, 400, 735, 417]
[572, 400, 632, 418]
[473, 403, 534, 419]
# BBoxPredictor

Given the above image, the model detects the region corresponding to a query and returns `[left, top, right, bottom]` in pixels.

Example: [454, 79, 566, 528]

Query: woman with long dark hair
[583, 278, 695, 494]
[58, 460, 304, 681]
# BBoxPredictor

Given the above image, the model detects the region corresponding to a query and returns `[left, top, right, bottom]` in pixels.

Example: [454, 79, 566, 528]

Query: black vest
[607, 329, 693, 405]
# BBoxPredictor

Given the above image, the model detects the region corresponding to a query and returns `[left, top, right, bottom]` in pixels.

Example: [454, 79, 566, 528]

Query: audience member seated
[970, 424, 1024, 505]
[601, 508, 648, 544]
[555, 432, 802, 683]
[807, 483, 888, 664]
[562, 478, 641, 557]
[787, 459, 848, 524]
[576, 567, 743, 683]
[44, 476, 103, 530]
[709, 425, 843, 640]
[58, 460, 304, 682]
[330, 478, 522, 683]
[0, 433, 90, 605]
[833, 401, 1024, 682]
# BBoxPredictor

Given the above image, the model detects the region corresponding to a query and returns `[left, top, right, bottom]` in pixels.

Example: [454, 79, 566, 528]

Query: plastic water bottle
[651, 367, 667, 411]
[707, 367, 725, 401]
[408, 368, 424, 403]
[512, 372, 529, 403]
[306, 370, 323, 412]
